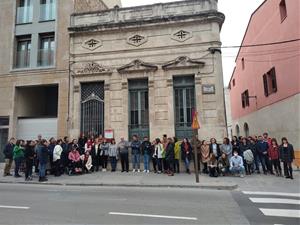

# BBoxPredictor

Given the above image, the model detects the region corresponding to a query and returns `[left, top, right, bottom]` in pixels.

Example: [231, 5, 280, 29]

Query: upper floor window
[279, 0, 287, 22]
[15, 35, 31, 68]
[263, 67, 277, 97]
[241, 90, 250, 108]
[40, 0, 56, 21]
[38, 33, 55, 67]
[16, 0, 33, 24]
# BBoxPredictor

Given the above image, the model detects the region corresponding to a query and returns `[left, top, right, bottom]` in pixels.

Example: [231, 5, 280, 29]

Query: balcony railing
[16, 6, 33, 24]
[38, 49, 54, 67]
[40, 3, 56, 21]
[15, 50, 31, 68]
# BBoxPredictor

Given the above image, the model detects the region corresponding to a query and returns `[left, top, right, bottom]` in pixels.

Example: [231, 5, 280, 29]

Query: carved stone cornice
[117, 59, 158, 73]
[74, 62, 112, 76]
[162, 56, 205, 70]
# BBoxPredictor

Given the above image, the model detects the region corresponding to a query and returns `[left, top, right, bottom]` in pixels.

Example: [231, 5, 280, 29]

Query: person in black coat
[91, 138, 101, 172]
[181, 138, 193, 174]
[279, 137, 295, 179]
[24, 140, 35, 181]
[165, 138, 175, 176]
[3, 138, 15, 176]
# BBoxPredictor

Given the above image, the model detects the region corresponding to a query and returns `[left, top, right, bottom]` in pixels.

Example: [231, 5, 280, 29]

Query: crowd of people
[2, 132, 296, 182]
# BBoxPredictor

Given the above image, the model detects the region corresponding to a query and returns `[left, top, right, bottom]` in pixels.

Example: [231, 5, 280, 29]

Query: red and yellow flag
[192, 110, 200, 130]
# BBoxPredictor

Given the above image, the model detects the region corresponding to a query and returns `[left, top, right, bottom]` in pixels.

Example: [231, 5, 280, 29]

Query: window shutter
[263, 74, 269, 97]
[271, 68, 277, 93]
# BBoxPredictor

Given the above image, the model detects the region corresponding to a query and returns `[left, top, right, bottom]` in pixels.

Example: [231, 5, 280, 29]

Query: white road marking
[0, 205, 30, 210]
[250, 197, 300, 205]
[109, 212, 198, 221]
[243, 191, 300, 198]
[259, 208, 300, 218]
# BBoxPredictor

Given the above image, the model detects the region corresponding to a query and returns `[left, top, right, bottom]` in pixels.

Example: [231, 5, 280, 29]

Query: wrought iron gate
[81, 83, 104, 136]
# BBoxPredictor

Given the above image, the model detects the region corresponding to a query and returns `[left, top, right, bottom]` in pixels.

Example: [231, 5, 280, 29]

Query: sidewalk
[1, 163, 299, 191]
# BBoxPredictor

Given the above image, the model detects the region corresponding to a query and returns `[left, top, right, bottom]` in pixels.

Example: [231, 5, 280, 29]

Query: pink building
[229, 0, 300, 151]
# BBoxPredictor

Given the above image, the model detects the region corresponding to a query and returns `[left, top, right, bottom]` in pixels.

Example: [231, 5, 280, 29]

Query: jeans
[39, 163, 47, 178]
[132, 154, 140, 170]
[110, 157, 117, 171]
[258, 154, 267, 172]
[4, 158, 13, 175]
[184, 157, 190, 171]
[157, 158, 163, 172]
[152, 157, 157, 172]
[101, 155, 108, 169]
[120, 153, 129, 172]
[230, 166, 245, 175]
[144, 154, 150, 171]
[14, 157, 22, 176]
[25, 159, 33, 179]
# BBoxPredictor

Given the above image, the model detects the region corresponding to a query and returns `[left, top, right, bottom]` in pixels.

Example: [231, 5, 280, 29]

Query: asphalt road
[0, 184, 299, 225]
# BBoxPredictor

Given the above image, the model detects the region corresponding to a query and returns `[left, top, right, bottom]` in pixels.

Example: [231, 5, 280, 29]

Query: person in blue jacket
[131, 135, 141, 173]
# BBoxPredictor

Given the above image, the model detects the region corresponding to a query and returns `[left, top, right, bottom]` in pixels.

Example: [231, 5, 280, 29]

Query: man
[3, 138, 15, 176]
[141, 136, 152, 173]
[230, 150, 245, 178]
[165, 138, 175, 176]
[117, 137, 129, 172]
[131, 135, 141, 172]
[256, 135, 269, 174]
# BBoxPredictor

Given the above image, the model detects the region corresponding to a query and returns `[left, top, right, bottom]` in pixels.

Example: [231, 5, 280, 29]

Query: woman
[209, 138, 220, 159]
[48, 137, 56, 175]
[13, 140, 24, 178]
[81, 151, 92, 173]
[279, 137, 295, 179]
[218, 153, 230, 176]
[239, 137, 252, 175]
[153, 138, 164, 174]
[165, 138, 175, 176]
[100, 138, 110, 171]
[220, 138, 233, 159]
[91, 138, 101, 172]
[68, 146, 82, 174]
[174, 137, 182, 173]
[53, 139, 63, 177]
[108, 139, 118, 172]
[37, 139, 49, 182]
[84, 139, 93, 153]
[200, 140, 210, 174]
[181, 138, 192, 174]
[208, 153, 218, 177]
[231, 136, 240, 156]
[24, 140, 35, 181]
[268, 138, 281, 176]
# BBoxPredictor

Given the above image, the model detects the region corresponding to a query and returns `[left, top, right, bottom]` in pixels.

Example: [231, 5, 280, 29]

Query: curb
[0, 180, 238, 190]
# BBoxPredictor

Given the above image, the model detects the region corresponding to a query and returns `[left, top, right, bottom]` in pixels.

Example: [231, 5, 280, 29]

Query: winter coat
[68, 150, 81, 162]
[13, 145, 24, 160]
[181, 142, 192, 161]
[108, 144, 118, 158]
[37, 145, 48, 164]
[131, 140, 141, 155]
[201, 144, 210, 163]
[239, 143, 251, 156]
[174, 141, 182, 160]
[256, 141, 268, 155]
[100, 142, 109, 156]
[268, 145, 280, 160]
[24, 146, 35, 160]
[209, 143, 221, 157]
[53, 145, 63, 162]
[3, 143, 14, 159]
[141, 141, 152, 156]
[220, 144, 233, 158]
[279, 144, 295, 163]
[153, 143, 164, 159]
[165, 143, 175, 161]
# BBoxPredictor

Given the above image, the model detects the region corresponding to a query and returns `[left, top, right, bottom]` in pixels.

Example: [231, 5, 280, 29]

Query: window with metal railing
[15, 36, 31, 68]
[38, 33, 55, 67]
[40, 0, 56, 21]
[16, 0, 33, 24]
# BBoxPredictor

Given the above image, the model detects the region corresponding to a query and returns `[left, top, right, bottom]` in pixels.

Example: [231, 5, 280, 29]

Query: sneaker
[143, 170, 147, 173]
[240, 174, 245, 178]
[137, 169, 140, 173]
[132, 169, 136, 173]
[102, 168, 107, 172]
[147, 170, 150, 173]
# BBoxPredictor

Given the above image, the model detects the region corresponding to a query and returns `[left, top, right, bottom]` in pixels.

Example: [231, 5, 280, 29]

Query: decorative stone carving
[76, 62, 111, 75]
[162, 56, 205, 70]
[118, 59, 158, 73]
[171, 30, 192, 42]
[82, 38, 102, 51]
[127, 34, 147, 47]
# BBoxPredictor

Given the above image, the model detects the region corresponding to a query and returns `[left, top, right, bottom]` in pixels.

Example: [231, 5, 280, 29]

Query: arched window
[244, 123, 249, 137]
[235, 124, 240, 137]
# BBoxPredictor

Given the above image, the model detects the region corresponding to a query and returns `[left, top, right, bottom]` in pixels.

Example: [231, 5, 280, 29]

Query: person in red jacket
[268, 138, 281, 176]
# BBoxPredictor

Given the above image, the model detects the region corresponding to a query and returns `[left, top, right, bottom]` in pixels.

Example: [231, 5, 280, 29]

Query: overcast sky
[122, 0, 265, 86]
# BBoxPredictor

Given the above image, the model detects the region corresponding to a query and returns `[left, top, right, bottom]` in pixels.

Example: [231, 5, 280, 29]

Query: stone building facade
[68, 0, 227, 141]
